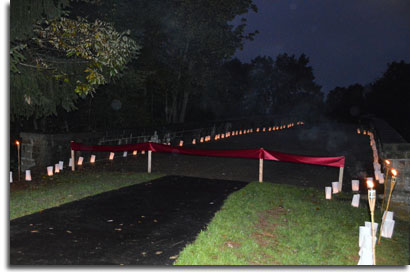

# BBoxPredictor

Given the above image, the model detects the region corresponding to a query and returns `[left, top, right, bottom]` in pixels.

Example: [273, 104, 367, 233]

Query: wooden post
[148, 150, 152, 173]
[71, 141, 75, 171]
[259, 158, 263, 183]
[338, 167, 344, 192]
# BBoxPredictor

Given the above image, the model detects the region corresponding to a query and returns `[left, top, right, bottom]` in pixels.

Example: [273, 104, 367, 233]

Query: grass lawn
[175, 182, 409, 265]
[10, 170, 163, 220]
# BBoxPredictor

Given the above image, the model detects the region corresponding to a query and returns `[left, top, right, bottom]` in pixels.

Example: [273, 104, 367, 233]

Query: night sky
[233, 0, 410, 93]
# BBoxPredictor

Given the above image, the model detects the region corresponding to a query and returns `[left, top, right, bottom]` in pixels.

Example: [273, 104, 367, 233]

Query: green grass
[175, 182, 409, 265]
[10, 171, 163, 220]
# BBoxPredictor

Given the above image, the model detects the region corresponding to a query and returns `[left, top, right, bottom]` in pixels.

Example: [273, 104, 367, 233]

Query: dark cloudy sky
[233, 0, 410, 93]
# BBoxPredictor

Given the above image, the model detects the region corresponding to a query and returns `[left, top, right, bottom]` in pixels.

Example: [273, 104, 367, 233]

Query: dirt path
[10, 176, 246, 265]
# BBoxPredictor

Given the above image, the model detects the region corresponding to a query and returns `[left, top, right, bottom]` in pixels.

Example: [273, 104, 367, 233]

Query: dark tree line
[11, 0, 326, 134]
[325, 61, 410, 141]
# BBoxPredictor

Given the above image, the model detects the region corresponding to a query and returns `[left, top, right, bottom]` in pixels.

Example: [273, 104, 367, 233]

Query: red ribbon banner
[70, 142, 345, 168]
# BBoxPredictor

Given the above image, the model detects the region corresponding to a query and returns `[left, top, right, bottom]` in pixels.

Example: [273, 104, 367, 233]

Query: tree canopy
[10, 0, 139, 121]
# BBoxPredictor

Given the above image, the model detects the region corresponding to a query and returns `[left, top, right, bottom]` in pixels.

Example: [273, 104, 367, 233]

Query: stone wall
[370, 118, 410, 212]
[382, 143, 410, 205]
[20, 132, 104, 171]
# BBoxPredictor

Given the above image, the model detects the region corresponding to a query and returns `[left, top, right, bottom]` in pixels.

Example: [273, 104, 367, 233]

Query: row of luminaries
[11, 121, 304, 182]
[323, 128, 397, 265]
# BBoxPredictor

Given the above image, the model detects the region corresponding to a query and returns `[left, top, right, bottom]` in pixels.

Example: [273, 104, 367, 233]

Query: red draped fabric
[70, 142, 345, 168]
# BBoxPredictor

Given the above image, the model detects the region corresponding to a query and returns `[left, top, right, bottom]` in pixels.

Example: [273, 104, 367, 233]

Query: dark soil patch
[10, 176, 246, 265]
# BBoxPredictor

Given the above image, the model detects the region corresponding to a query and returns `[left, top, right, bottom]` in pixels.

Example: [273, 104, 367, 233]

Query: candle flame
[366, 179, 374, 189]
[15, 140, 20, 145]
[385, 160, 391, 165]
[391, 169, 398, 177]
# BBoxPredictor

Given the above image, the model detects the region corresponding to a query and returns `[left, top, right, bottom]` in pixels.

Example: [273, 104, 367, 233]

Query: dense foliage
[10, 0, 139, 122]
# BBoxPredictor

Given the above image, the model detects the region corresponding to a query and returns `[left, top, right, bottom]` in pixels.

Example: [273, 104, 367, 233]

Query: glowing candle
[90, 155, 96, 163]
[351, 194, 360, 207]
[47, 166, 54, 176]
[192, 139, 196, 145]
[109, 152, 115, 160]
[59, 161, 64, 170]
[54, 164, 60, 173]
[123, 151, 128, 157]
[325, 187, 332, 199]
[133, 150, 137, 155]
[332, 181, 339, 194]
[78, 156, 84, 165]
[179, 140, 183, 146]
[25, 170, 31, 181]
[352, 180, 360, 191]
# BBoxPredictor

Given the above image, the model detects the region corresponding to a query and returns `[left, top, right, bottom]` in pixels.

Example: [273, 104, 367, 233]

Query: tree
[10, 0, 139, 123]
[325, 84, 365, 121]
[74, 0, 258, 124]
[366, 61, 410, 140]
[244, 54, 323, 118]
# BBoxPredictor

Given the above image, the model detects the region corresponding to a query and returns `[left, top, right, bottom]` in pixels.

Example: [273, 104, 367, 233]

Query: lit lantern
[47, 166, 54, 176]
[256, 128, 260, 132]
[25, 170, 31, 181]
[215, 135, 218, 141]
[363, 130, 367, 135]
[90, 154, 96, 163]
[123, 151, 128, 157]
[268, 127, 272, 131]
[133, 150, 137, 155]
[78, 156, 84, 165]
[68, 158, 73, 167]
[192, 139, 196, 145]
[381, 219, 395, 239]
[109, 152, 115, 160]
[55, 164, 60, 173]
[351, 194, 360, 207]
[239, 130, 242, 135]
[10, 171, 12, 183]
[332, 181, 339, 194]
[141, 150, 145, 154]
[178, 140, 183, 147]
[59, 161, 64, 171]
[325, 186, 332, 199]
[262, 127, 265, 132]
[221, 134, 225, 139]
[200, 137, 204, 143]
[366, 177, 373, 185]
[352, 180, 360, 191]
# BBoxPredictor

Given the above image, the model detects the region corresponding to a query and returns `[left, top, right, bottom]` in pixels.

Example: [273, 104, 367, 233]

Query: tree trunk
[33, 118, 38, 131]
[178, 91, 190, 123]
[171, 93, 178, 123]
